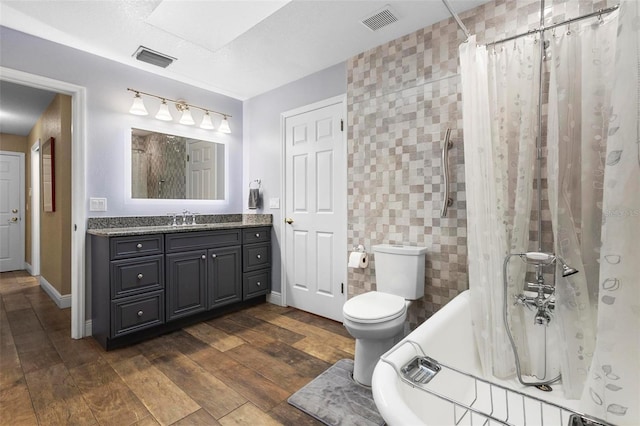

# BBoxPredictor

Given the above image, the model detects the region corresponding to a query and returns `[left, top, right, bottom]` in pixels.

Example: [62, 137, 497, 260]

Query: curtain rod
[486, 4, 619, 47]
[442, 0, 471, 40]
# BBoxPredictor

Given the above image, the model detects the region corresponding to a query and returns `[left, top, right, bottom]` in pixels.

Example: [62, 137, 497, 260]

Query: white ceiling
[0, 0, 486, 101]
[0, 80, 57, 136]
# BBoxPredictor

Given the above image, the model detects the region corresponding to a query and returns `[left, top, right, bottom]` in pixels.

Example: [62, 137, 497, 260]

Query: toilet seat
[343, 291, 406, 324]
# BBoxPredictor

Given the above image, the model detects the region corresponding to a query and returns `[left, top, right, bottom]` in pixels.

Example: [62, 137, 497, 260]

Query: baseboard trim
[266, 291, 283, 306]
[39, 276, 71, 309]
[24, 262, 33, 275]
[84, 320, 92, 337]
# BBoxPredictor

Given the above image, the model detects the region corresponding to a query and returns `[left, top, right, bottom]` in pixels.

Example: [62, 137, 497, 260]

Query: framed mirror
[130, 128, 226, 200]
[41, 137, 55, 212]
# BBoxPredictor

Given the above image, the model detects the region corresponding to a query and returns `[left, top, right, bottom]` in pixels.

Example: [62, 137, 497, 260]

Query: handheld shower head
[521, 252, 556, 264]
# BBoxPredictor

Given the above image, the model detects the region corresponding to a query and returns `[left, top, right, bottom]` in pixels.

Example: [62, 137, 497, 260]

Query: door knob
[285, 218, 294, 224]
[9, 217, 18, 223]
[12, 209, 18, 213]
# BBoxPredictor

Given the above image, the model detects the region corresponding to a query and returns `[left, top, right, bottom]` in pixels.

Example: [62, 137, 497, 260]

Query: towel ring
[249, 179, 261, 189]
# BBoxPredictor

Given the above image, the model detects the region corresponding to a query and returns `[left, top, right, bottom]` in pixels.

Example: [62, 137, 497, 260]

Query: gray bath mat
[288, 359, 385, 426]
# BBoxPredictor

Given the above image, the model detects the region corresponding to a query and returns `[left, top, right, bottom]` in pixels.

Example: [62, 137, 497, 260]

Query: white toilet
[343, 244, 427, 386]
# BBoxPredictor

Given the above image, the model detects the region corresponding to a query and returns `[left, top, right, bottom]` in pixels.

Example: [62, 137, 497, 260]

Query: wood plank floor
[0, 271, 355, 425]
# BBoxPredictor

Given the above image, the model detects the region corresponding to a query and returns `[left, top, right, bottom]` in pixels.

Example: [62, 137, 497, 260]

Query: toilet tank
[373, 244, 427, 300]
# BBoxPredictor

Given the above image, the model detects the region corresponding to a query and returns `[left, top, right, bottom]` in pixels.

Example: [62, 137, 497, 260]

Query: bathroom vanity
[88, 215, 271, 350]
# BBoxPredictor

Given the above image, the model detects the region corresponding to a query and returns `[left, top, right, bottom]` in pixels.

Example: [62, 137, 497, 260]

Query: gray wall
[0, 26, 244, 216]
[242, 62, 347, 293]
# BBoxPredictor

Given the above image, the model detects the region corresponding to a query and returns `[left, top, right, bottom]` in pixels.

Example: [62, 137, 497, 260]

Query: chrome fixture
[127, 88, 232, 133]
[440, 128, 453, 217]
[503, 251, 579, 386]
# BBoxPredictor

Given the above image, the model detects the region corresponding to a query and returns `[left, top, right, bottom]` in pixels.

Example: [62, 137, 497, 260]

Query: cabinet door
[166, 250, 207, 321]
[208, 246, 242, 309]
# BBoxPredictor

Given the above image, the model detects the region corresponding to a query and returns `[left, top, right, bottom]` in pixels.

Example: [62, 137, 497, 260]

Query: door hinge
[340, 119, 344, 132]
[341, 282, 344, 294]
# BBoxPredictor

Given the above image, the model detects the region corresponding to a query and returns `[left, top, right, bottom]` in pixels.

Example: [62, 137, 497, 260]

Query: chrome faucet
[507, 252, 577, 326]
[167, 213, 178, 226]
[182, 210, 190, 226]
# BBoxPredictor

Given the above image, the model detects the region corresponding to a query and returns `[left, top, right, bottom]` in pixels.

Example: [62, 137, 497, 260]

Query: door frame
[30, 141, 40, 276]
[0, 151, 25, 272]
[1, 66, 87, 339]
[279, 94, 347, 312]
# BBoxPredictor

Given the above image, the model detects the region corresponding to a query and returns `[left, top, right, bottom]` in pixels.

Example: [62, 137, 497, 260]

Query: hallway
[0, 272, 355, 425]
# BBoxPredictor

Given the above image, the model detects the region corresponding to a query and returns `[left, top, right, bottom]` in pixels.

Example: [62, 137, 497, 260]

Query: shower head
[557, 256, 579, 277]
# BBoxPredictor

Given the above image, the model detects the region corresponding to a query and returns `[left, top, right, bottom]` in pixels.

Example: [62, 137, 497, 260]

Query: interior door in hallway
[187, 140, 217, 199]
[284, 97, 346, 322]
[0, 153, 24, 272]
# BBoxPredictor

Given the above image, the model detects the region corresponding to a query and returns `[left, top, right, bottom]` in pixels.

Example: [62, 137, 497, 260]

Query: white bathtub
[372, 290, 599, 426]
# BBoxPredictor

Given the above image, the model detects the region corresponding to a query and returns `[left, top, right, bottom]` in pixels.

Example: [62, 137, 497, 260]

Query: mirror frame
[42, 137, 56, 212]
[124, 125, 229, 206]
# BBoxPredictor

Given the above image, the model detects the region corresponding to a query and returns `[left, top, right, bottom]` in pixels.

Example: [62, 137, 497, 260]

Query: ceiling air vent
[133, 46, 176, 68]
[361, 5, 398, 31]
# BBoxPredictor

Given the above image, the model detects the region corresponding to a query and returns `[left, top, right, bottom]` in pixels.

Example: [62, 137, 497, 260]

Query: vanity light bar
[126, 88, 232, 133]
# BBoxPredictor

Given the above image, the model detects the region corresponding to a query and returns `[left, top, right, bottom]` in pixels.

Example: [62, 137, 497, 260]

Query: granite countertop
[87, 214, 272, 237]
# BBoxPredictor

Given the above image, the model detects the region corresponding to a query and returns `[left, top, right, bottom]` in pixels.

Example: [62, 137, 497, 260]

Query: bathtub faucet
[513, 283, 555, 326]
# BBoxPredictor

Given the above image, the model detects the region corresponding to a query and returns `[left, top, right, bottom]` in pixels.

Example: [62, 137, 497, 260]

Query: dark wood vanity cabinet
[91, 226, 271, 349]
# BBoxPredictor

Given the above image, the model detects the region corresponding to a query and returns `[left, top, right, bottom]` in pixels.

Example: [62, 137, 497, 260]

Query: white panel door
[284, 99, 346, 322]
[0, 153, 24, 272]
[187, 140, 216, 199]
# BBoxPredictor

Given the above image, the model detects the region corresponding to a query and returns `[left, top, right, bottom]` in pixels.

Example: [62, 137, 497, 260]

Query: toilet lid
[343, 291, 406, 324]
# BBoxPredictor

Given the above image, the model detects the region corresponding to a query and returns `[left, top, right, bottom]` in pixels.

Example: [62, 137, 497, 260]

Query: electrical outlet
[90, 197, 108, 212]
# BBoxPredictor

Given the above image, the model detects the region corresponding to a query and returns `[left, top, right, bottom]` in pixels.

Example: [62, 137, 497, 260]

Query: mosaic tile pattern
[346, 0, 613, 328]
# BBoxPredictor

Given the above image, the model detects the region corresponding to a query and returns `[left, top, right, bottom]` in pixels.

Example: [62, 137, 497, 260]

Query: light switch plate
[90, 197, 107, 212]
[269, 198, 280, 209]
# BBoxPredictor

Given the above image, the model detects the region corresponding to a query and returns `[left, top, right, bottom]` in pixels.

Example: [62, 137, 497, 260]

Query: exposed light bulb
[218, 116, 231, 133]
[200, 111, 215, 129]
[179, 107, 195, 125]
[129, 92, 148, 116]
[155, 99, 173, 121]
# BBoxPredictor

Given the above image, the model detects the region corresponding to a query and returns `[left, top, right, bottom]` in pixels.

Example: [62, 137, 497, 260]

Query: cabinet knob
[255, 233, 260, 238]
[137, 310, 144, 317]
[201, 254, 206, 260]
[211, 254, 217, 259]
[137, 273, 143, 280]
[136, 243, 143, 249]
[256, 281, 261, 287]
[256, 254, 261, 259]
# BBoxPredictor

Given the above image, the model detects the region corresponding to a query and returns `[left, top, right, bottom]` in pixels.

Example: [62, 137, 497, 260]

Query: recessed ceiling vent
[133, 46, 176, 68]
[361, 5, 398, 31]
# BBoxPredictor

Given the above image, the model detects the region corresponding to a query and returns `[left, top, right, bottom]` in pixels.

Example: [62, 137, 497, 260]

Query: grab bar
[440, 128, 454, 217]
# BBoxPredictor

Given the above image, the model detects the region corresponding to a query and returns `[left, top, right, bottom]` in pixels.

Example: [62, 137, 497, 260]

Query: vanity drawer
[242, 228, 271, 244]
[112, 290, 164, 337]
[110, 255, 164, 299]
[110, 235, 163, 260]
[243, 243, 271, 272]
[165, 229, 241, 253]
[243, 269, 270, 299]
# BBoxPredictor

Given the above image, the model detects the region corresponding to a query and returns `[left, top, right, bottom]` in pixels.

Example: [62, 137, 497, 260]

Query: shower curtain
[546, 5, 619, 399]
[579, 1, 639, 423]
[460, 35, 540, 379]
[462, 1, 638, 418]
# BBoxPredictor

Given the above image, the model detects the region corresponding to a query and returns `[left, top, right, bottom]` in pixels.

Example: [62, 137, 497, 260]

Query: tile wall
[346, 0, 613, 328]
